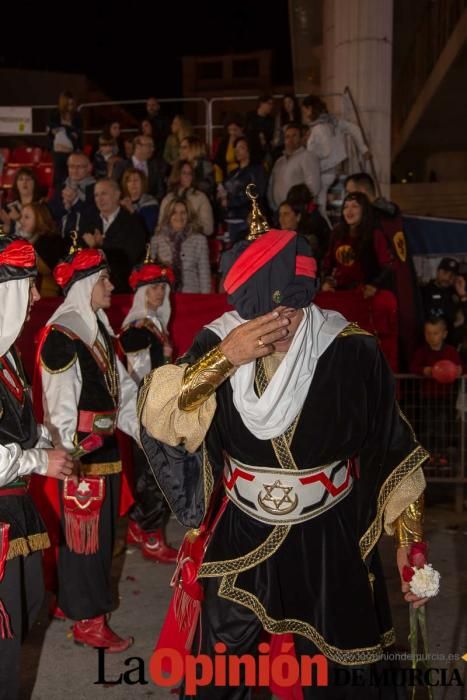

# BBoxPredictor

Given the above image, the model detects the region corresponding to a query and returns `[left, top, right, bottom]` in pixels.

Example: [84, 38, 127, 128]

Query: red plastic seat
[40, 150, 53, 164]
[32, 147, 43, 164]
[11, 147, 35, 165]
[35, 164, 54, 190]
[0, 166, 20, 188]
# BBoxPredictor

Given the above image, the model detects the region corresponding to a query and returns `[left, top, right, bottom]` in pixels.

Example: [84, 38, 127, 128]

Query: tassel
[64, 512, 100, 554]
[173, 585, 202, 650]
[0, 599, 13, 639]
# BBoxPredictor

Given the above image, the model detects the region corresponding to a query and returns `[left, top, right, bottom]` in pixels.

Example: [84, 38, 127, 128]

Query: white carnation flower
[409, 564, 441, 598]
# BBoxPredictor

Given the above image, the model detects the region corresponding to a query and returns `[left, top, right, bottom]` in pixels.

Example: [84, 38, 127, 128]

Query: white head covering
[206, 304, 348, 440]
[0, 278, 30, 356]
[121, 283, 171, 332]
[46, 270, 115, 346]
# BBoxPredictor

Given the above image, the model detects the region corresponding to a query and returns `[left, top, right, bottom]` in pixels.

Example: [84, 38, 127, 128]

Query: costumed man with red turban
[139, 190, 431, 698]
[37, 238, 140, 652]
[0, 235, 72, 700]
[119, 255, 177, 563]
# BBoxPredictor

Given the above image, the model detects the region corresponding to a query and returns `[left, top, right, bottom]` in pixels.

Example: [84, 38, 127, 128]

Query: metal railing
[397, 374, 466, 512]
[0, 90, 381, 194]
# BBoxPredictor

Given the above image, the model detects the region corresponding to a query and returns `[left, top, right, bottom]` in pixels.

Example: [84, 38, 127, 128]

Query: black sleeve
[40, 327, 77, 372]
[120, 327, 151, 354]
[357, 342, 428, 560]
[176, 328, 221, 366]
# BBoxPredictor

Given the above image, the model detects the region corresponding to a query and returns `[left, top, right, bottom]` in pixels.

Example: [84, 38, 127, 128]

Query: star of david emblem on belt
[258, 480, 298, 515]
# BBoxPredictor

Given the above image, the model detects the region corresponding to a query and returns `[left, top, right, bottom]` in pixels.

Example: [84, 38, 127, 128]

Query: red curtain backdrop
[17, 290, 398, 378]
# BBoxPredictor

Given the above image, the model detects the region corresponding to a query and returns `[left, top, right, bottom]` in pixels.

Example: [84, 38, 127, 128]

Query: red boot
[73, 615, 133, 653]
[48, 597, 67, 621]
[141, 529, 178, 564]
[126, 519, 144, 546]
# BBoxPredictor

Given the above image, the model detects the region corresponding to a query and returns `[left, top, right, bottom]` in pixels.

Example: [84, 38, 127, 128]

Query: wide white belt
[223, 456, 354, 525]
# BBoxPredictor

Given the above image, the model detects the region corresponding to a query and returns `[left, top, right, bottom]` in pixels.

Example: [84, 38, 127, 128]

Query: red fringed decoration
[153, 498, 228, 673]
[0, 522, 13, 639]
[62, 477, 105, 554]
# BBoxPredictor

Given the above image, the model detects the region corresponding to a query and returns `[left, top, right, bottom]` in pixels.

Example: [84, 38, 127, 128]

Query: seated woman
[0, 167, 43, 235]
[163, 115, 192, 167]
[321, 192, 393, 298]
[285, 183, 330, 261]
[18, 203, 66, 296]
[178, 136, 215, 198]
[158, 161, 214, 236]
[120, 168, 159, 236]
[213, 114, 245, 181]
[150, 197, 211, 294]
[217, 136, 267, 243]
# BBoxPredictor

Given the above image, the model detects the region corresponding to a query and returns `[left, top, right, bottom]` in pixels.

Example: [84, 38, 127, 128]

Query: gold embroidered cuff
[394, 494, 424, 547]
[178, 345, 235, 412]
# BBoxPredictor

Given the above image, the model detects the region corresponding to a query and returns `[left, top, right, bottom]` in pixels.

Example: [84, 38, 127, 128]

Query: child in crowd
[410, 317, 463, 467]
[93, 135, 117, 179]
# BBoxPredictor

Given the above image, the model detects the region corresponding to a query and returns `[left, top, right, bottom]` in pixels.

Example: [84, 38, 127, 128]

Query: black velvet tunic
[142, 327, 428, 667]
[0, 347, 49, 554]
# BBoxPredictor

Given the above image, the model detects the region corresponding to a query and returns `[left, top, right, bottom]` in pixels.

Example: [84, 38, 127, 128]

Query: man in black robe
[139, 201, 432, 698]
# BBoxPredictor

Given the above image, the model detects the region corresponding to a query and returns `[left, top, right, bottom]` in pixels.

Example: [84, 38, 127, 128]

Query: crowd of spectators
[0, 91, 466, 381]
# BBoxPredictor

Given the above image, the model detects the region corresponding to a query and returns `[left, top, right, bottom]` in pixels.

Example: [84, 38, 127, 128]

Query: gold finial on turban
[246, 183, 269, 241]
[69, 231, 81, 255]
[144, 244, 153, 264]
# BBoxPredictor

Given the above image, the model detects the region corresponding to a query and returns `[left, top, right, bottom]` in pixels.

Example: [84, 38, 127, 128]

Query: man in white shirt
[267, 123, 321, 213]
[83, 179, 146, 292]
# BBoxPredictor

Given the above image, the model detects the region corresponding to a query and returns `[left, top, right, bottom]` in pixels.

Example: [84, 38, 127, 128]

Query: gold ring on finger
[257, 337, 265, 347]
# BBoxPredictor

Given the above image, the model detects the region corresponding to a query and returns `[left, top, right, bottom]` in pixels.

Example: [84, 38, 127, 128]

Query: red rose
[409, 542, 428, 568]
[402, 565, 414, 582]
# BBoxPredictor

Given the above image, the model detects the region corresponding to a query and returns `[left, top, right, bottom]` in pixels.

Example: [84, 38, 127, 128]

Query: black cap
[438, 258, 459, 274]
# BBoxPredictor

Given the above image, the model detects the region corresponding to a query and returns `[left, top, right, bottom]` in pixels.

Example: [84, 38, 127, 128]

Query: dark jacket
[98, 208, 147, 293]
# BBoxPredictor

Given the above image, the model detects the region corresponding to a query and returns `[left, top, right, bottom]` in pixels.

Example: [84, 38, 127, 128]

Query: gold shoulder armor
[338, 322, 374, 338]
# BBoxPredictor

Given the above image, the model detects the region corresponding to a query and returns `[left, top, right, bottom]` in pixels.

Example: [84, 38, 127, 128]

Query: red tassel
[0, 599, 13, 639]
[173, 586, 202, 650]
[64, 512, 100, 554]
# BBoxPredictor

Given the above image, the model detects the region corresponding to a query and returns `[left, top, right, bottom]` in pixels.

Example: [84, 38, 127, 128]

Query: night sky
[1, 0, 292, 99]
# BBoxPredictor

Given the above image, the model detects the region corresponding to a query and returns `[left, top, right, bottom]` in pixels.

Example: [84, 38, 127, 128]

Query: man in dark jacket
[82, 179, 146, 293]
[112, 136, 167, 202]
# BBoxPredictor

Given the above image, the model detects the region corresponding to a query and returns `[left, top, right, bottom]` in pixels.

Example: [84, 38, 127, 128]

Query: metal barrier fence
[397, 374, 466, 512]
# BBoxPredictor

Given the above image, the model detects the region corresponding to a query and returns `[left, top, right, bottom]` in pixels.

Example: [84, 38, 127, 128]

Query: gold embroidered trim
[381, 628, 396, 648]
[7, 532, 50, 560]
[218, 573, 391, 666]
[200, 361, 297, 577]
[80, 461, 122, 476]
[359, 445, 429, 561]
[199, 525, 290, 577]
[202, 444, 214, 511]
[40, 353, 77, 375]
[338, 322, 373, 338]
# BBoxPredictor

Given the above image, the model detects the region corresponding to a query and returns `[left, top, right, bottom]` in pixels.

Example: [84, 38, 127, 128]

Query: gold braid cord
[394, 494, 424, 547]
[178, 345, 234, 412]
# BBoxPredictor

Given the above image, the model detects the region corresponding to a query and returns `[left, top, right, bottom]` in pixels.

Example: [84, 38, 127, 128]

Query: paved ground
[19, 500, 467, 700]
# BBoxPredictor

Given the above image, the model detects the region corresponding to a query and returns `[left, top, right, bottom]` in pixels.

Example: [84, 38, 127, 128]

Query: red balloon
[432, 360, 458, 384]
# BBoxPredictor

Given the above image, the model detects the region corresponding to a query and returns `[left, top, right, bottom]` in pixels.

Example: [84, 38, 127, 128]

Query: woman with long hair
[321, 192, 393, 297]
[178, 136, 215, 198]
[150, 197, 211, 293]
[159, 160, 214, 236]
[217, 136, 267, 243]
[18, 203, 66, 296]
[213, 114, 245, 181]
[163, 115, 192, 167]
[120, 168, 159, 236]
[47, 91, 83, 189]
[0, 167, 42, 234]
[273, 93, 302, 153]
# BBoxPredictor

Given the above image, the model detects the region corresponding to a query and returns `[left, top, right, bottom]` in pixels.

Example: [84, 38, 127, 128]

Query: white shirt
[131, 156, 148, 176]
[100, 206, 120, 234]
